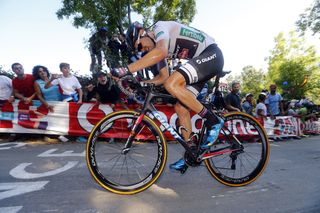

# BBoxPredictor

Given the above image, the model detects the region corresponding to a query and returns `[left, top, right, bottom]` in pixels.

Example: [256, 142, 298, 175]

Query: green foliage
[276, 60, 310, 99]
[240, 66, 267, 97]
[296, 0, 320, 37]
[0, 66, 14, 79]
[56, 0, 129, 33]
[267, 31, 320, 102]
[266, 32, 287, 83]
[56, 0, 196, 34]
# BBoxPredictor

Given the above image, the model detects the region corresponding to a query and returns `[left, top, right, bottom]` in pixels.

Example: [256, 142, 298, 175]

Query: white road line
[9, 161, 78, 179]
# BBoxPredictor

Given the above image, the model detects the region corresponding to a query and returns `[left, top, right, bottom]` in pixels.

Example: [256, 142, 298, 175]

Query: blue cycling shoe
[201, 117, 224, 149]
[169, 158, 188, 173]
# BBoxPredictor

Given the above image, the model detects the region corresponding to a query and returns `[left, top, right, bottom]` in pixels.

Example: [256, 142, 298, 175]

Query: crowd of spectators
[201, 81, 319, 123]
[0, 61, 124, 142]
[89, 27, 128, 72]
[1, 62, 319, 142]
[0, 27, 318, 142]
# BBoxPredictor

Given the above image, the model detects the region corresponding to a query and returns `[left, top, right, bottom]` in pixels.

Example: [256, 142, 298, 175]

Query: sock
[198, 106, 219, 126]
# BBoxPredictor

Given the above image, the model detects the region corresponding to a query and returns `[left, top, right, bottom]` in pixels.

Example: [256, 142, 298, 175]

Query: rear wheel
[86, 110, 167, 195]
[205, 112, 269, 186]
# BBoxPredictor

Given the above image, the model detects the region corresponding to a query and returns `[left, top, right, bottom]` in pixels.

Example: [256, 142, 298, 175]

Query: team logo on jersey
[180, 28, 205, 43]
[155, 31, 164, 40]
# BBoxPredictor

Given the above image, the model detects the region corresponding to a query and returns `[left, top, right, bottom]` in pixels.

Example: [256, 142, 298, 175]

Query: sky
[0, 0, 318, 77]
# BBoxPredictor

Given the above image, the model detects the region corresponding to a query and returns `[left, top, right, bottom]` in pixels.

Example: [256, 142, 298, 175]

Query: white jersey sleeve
[154, 22, 170, 42]
[152, 21, 215, 59]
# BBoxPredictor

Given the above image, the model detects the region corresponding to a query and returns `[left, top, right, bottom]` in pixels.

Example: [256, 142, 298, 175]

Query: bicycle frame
[121, 70, 233, 161]
[123, 87, 200, 161]
[124, 88, 244, 164]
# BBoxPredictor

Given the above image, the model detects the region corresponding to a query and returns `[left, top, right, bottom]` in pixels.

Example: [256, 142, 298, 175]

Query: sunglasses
[137, 43, 143, 52]
[136, 32, 147, 52]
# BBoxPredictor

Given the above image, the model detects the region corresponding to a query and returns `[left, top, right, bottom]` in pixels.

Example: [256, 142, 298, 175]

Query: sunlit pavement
[0, 135, 320, 213]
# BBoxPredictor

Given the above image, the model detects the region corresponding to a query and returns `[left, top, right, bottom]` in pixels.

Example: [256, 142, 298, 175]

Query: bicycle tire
[204, 112, 269, 187]
[86, 110, 167, 195]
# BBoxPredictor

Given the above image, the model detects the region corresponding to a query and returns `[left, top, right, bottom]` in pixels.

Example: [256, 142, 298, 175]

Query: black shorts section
[176, 44, 224, 91]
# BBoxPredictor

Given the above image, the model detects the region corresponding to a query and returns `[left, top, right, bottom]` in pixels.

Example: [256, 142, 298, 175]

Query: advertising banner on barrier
[264, 116, 300, 138]
[0, 100, 319, 139]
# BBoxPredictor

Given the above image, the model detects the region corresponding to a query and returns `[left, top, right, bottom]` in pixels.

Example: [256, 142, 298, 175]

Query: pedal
[179, 165, 188, 174]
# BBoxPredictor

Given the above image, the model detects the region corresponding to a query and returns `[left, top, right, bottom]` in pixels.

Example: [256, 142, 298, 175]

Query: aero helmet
[126, 21, 144, 51]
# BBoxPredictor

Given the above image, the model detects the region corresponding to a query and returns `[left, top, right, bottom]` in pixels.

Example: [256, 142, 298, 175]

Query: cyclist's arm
[127, 39, 168, 73]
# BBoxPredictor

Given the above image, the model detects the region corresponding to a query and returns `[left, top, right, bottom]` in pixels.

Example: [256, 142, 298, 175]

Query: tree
[277, 58, 320, 101]
[296, 0, 320, 37]
[266, 31, 320, 102]
[0, 66, 14, 79]
[240, 66, 266, 96]
[56, 0, 196, 34]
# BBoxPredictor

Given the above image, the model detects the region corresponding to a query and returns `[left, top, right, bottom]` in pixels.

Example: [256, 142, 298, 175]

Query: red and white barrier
[0, 100, 319, 139]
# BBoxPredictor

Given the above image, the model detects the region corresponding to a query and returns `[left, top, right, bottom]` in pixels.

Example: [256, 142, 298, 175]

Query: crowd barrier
[0, 100, 319, 140]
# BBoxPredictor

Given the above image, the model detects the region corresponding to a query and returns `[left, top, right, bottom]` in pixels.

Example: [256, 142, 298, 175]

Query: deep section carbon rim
[205, 112, 269, 186]
[86, 111, 167, 194]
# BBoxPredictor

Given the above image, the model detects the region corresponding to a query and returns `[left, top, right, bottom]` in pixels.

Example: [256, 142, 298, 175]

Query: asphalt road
[0, 135, 320, 213]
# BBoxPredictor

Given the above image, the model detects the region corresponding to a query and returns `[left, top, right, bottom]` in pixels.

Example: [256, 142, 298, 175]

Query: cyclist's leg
[170, 100, 192, 171]
[174, 102, 191, 141]
[165, 44, 224, 148]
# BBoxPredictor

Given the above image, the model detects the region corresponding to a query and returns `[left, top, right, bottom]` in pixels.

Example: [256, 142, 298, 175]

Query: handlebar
[116, 75, 152, 104]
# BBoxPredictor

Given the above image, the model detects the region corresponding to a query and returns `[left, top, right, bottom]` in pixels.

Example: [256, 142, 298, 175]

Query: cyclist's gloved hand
[111, 67, 131, 78]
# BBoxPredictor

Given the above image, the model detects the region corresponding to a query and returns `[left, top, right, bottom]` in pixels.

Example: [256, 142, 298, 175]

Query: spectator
[11, 63, 36, 103]
[225, 81, 241, 112]
[45, 63, 84, 142]
[45, 63, 83, 104]
[286, 100, 299, 116]
[265, 84, 284, 118]
[0, 74, 15, 141]
[107, 34, 128, 68]
[0, 75, 14, 103]
[256, 93, 267, 119]
[32, 65, 62, 112]
[89, 27, 109, 72]
[297, 102, 317, 122]
[86, 72, 121, 106]
[9, 63, 36, 141]
[261, 89, 269, 96]
[210, 89, 226, 110]
[242, 93, 254, 116]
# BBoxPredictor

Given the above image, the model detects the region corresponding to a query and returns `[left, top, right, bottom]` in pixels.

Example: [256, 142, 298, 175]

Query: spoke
[117, 155, 127, 183]
[127, 154, 144, 180]
[241, 153, 258, 170]
[108, 155, 122, 172]
[88, 112, 165, 192]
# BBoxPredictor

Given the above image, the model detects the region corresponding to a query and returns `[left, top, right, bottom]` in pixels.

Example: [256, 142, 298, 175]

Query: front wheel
[205, 112, 270, 187]
[86, 110, 167, 195]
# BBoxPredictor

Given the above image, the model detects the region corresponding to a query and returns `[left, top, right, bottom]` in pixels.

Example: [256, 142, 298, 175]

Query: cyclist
[111, 21, 224, 171]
